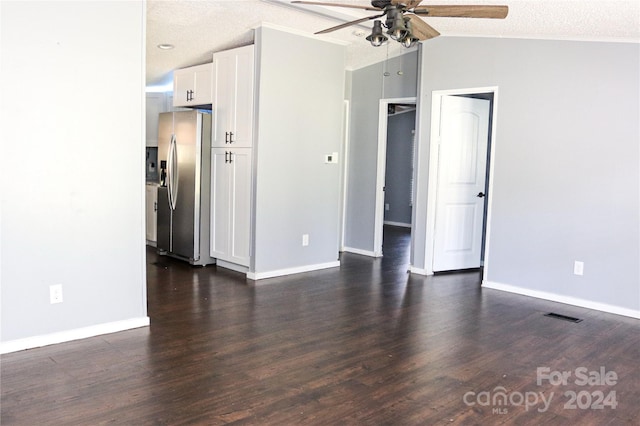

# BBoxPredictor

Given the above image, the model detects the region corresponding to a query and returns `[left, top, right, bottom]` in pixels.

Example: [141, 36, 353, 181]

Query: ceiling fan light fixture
[366, 20, 388, 47]
[400, 18, 419, 48]
[400, 33, 419, 48]
[387, 13, 408, 41]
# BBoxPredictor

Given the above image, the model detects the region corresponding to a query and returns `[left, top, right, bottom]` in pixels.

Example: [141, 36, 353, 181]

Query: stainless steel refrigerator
[157, 110, 214, 266]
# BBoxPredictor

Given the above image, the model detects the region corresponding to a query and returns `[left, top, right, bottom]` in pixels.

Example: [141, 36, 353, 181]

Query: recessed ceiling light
[157, 44, 174, 50]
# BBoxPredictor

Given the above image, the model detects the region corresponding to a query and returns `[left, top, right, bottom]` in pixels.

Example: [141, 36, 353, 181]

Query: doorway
[373, 97, 417, 258]
[424, 88, 497, 275]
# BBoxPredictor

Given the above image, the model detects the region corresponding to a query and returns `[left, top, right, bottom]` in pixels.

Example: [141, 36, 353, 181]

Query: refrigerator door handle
[166, 134, 173, 209]
[167, 134, 179, 210]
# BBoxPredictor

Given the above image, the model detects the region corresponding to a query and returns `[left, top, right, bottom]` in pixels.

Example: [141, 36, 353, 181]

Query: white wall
[414, 37, 639, 316]
[252, 26, 346, 277]
[1, 1, 148, 350]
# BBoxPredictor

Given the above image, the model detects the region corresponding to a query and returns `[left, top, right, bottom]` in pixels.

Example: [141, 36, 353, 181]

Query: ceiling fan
[291, 0, 508, 47]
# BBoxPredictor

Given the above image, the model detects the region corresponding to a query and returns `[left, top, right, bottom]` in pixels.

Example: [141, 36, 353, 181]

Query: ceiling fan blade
[291, 1, 381, 11]
[315, 13, 385, 34]
[412, 5, 508, 19]
[407, 15, 440, 40]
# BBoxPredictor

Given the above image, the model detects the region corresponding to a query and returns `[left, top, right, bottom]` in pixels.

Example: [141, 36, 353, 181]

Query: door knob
[477, 192, 486, 198]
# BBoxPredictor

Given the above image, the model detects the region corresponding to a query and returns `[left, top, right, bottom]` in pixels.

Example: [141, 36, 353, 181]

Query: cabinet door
[192, 64, 212, 105]
[212, 50, 235, 147]
[213, 45, 254, 148]
[157, 186, 171, 253]
[145, 184, 158, 242]
[173, 68, 194, 107]
[228, 148, 252, 265]
[210, 148, 231, 259]
[230, 45, 255, 148]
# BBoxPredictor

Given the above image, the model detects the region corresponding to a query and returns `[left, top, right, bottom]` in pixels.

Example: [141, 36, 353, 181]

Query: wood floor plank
[2, 226, 638, 424]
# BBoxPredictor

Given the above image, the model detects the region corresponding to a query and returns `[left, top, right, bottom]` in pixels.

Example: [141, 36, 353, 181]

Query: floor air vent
[544, 312, 583, 323]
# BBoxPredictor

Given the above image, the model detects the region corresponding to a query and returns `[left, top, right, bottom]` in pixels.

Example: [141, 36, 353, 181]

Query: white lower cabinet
[145, 183, 158, 243]
[210, 148, 252, 266]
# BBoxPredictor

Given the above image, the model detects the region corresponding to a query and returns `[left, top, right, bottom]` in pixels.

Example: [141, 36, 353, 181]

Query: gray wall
[252, 27, 346, 273]
[384, 109, 416, 226]
[1, 2, 147, 343]
[414, 37, 639, 311]
[344, 51, 419, 252]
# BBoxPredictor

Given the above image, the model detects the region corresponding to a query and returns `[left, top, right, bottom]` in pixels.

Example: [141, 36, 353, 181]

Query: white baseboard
[0, 317, 150, 354]
[383, 221, 411, 228]
[409, 265, 430, 275]
[216, 259, 249, 274]
[341, 246, 381, 257]
[482, 281, 640, 319]
[247, 261, 340, 280]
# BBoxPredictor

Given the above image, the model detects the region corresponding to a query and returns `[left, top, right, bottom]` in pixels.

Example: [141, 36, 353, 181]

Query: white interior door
[432, 95, 490, 271]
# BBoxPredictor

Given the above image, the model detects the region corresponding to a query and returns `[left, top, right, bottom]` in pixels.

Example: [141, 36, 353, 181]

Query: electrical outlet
[50, 284, 63, 304]
[385, 203, 390, 211]
[573, 261, 584, 276]
[324, 153, 339, 164]
[302, 234, 309, 246]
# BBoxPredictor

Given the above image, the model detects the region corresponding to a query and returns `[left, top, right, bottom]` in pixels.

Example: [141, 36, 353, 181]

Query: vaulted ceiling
[146, 0, 640, 87]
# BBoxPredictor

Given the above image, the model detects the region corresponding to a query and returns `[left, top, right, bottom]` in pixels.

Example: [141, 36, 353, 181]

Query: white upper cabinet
[173, 63, 213, 107]
[212, 45, 255, 148]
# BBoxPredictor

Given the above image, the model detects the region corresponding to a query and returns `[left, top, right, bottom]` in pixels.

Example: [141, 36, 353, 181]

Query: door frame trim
[424, 87, 499, 275]
[374, 97, 417, 257]
[339, 100, 350, 251]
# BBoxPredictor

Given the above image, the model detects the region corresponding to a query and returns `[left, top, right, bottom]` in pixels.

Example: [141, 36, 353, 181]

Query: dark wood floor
[2, 226, 639, 425]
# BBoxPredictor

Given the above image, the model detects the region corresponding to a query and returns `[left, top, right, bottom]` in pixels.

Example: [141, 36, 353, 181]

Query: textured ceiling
[146, 0, 640, 87]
